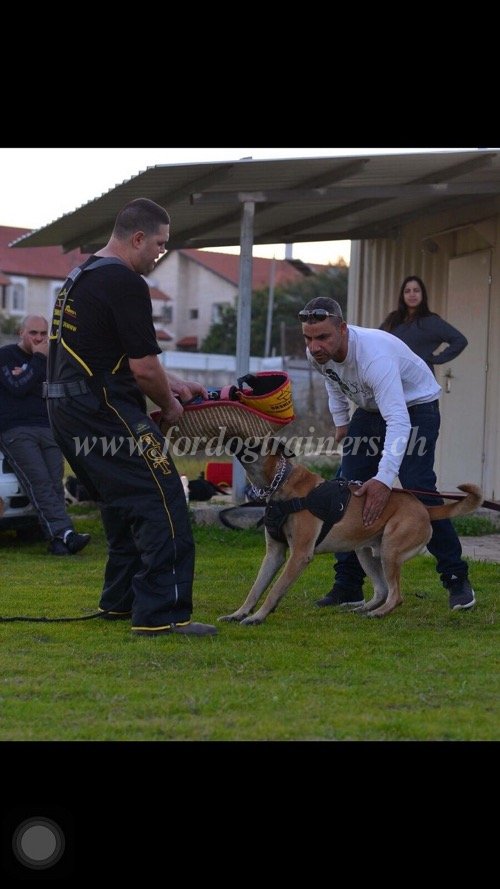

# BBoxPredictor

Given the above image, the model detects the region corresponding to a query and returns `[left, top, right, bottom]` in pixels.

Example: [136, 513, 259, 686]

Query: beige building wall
[152, 253, 236, 348]
[485, 224, 500, 501]
[8, 276, 63, 324]
[347, 197, 500, 500]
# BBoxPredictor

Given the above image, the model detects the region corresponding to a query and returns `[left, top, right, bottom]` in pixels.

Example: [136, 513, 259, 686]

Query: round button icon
[12, 817, 65, 870]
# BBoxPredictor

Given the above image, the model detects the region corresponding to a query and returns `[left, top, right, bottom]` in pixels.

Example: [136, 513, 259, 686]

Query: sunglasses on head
[298, 309, 340, 322]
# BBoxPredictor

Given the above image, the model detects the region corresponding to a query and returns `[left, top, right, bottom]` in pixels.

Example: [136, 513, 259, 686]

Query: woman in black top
[380, 275, 468, 374]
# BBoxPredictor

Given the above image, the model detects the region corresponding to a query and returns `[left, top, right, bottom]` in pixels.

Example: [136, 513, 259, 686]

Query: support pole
[264, 255, 276, 358]
[233, 200, 255, 503]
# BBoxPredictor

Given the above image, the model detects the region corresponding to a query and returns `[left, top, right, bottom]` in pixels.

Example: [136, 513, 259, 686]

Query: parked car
[0, 447, 40, 537]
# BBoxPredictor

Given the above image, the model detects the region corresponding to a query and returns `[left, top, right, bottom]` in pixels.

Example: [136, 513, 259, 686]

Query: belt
[408, 399, 439, 412]
[43, 380, 90, 398]
[356, 399, 438, 415]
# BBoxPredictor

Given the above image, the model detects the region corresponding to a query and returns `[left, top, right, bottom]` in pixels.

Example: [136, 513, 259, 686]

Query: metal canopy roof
[10, 150, 500, 254]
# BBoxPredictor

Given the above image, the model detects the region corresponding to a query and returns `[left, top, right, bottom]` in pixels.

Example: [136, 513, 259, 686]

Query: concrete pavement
[457, 535, 500, 564]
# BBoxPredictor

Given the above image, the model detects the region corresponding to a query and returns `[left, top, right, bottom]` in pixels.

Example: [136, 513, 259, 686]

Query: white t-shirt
[307, 326, 441, 488]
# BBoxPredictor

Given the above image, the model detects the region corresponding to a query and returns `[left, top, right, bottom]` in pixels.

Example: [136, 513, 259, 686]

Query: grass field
[0, 509, 498, 741]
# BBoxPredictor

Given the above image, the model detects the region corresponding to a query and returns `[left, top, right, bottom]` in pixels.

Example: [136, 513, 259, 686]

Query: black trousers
[48, 385, 194, 628]
[0, 425, 72, 540]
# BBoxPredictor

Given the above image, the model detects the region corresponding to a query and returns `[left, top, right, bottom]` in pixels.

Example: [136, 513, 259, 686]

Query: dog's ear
[226, 438, 243, 458]
[270, 437, 297, 459]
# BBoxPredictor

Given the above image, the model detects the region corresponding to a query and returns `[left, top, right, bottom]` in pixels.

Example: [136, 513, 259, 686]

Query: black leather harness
[46, 257, 125, 398]
[264, 478, 352, 545]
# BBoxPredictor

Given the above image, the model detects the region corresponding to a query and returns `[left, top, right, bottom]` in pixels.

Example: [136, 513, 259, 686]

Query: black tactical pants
[48, 386, 194, 629]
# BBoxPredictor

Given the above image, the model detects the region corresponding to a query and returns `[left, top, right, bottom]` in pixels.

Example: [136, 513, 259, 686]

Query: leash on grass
[0, 612, 104, 623]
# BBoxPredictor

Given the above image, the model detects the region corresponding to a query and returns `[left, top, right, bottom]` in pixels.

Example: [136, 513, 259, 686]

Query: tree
[201, 304, 238, 354]
[0, 313, 21, 334]
[200, 266, 348, 356]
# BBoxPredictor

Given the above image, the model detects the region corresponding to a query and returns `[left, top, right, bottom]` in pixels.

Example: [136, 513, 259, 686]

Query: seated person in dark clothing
[0, 315, 90, 555]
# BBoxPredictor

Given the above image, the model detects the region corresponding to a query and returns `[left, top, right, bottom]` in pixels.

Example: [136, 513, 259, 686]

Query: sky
[0, 147, 476, 266]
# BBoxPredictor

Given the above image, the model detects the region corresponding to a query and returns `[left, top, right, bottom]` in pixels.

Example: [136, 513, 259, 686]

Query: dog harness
[264, 478, 352, 545]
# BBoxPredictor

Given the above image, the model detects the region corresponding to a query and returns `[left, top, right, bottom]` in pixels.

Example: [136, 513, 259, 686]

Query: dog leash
[402, 487, 500, 512]
[219, 487, 500, 529]
[0, 612, 104, 623]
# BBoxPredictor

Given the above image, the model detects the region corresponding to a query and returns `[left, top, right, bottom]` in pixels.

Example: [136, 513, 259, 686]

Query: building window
[211, 302, 229, 324]
[12, 285, 25, 312]
[162, 305, 173, 324]
[7, 281, 26, 315]
[189, 308, 199, 320]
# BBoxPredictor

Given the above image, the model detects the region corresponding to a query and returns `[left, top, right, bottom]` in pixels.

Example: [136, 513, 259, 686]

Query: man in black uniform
[46, 198, 217, 637]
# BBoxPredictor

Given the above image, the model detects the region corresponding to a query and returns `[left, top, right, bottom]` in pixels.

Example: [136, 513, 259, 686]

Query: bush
[0, 313, 20, 334]
[452, 515, 499, 536]
[303, 458, 341, 480]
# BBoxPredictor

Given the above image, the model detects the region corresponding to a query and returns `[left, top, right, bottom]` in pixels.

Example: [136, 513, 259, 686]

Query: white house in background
[149, 286, 173, 343]
[0, 226, 91, 324]
[150, 248, 325, 351]
[1, 231, 324, 350]
[0, 226, 170, 344]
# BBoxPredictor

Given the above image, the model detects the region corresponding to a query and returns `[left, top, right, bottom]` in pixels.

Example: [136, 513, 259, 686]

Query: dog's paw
[240, 615, 263, 626]
[353, 601, 386, 614]
[218, 613, 247, 623]
[366, 600, 401, 617]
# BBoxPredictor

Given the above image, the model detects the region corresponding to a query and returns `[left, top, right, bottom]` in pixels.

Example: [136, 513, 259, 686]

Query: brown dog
[218, 445, 483, 625]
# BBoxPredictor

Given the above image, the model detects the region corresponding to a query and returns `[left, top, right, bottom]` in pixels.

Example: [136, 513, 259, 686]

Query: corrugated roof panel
[10, 151, 500, 253]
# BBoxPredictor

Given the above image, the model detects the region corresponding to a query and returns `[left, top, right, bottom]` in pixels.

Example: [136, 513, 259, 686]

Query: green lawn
[0, 511, 497, 741]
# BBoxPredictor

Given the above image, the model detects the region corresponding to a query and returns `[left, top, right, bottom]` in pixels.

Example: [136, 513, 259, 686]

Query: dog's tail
[425, 483, 483, 521]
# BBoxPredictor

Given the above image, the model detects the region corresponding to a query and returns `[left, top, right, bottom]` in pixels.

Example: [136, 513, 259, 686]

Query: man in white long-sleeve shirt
[300, 296, 475, 612]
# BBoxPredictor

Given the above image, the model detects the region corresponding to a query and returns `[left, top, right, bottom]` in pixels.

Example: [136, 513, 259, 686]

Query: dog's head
[269, 438, 298, 459]
[225, 436, 297, 489]
[226, 435, 296, 465]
